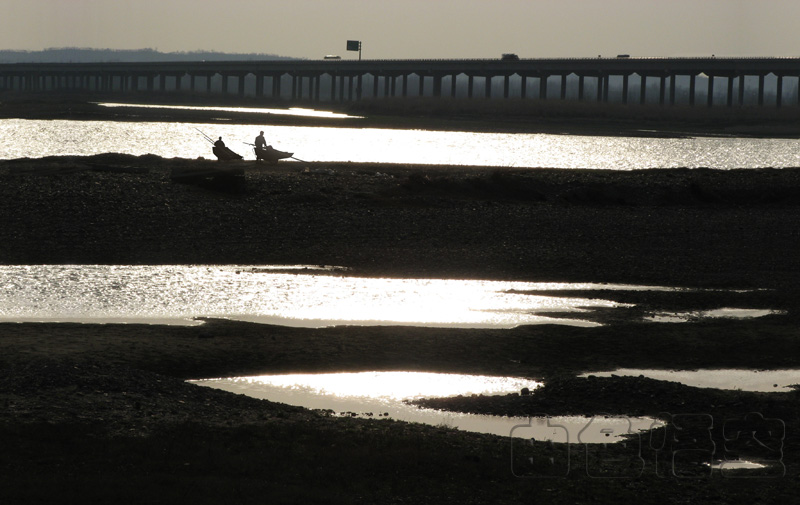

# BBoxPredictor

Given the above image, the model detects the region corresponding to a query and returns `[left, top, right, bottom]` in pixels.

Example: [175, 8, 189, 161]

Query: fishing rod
[195, 127, 215, 145]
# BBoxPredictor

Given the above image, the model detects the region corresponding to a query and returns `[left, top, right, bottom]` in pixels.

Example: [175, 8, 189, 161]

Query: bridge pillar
[640, 76, 647, 105]
[521, 75, 527, 99]
[707, 75, 714, 107]
[726, 76, 734, 107]
[401, 74, 408, 97]
[451, 74, 458, 97]
[776, 75, 783, 108]
[578, 75, 585, 100]
[347, 76, 354, 101]
[738, 75, 745, 105]
[485, 76, 492, 98]
[559, 75, 567, 100]
[668, 75, 675, 105]
[758, 75, 765, 105]
[539, 75, 548, 100]
[797, 76, 800, 106]
[621, 74, 629, 104]
[689, 75, 696, 106]
[255, 75, 264, 97]
[595, 75, 603, 102]
[433, 75, 442, 97]
[795, 76, 800, 106]
[503, 75, 510, 98]
[659, 76, 666, 105]
[467, 75, 474, 98]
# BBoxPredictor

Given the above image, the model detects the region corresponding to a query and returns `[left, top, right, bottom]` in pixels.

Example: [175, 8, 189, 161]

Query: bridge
[3, 57, 800, 108]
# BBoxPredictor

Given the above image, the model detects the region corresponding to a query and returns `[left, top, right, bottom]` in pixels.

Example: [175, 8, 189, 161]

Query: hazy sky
[2, 0, 798, 59]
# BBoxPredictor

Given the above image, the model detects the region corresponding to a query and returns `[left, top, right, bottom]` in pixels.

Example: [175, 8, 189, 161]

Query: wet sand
[1, 102, 800, 503]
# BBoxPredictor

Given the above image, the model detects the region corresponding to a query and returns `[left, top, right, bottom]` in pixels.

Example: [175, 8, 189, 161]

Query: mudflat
[1, 101, 799, 503]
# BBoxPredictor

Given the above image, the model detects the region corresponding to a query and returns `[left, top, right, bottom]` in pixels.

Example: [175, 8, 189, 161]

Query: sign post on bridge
[347, 40, 362, 61]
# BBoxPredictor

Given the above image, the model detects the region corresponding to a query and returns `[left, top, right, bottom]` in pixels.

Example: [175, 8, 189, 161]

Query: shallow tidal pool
[190, 371, 662, 443]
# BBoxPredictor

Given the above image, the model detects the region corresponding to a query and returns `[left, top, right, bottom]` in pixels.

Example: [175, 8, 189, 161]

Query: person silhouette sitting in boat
[255, 131, 267, 150]
[212, 136, 243, 160]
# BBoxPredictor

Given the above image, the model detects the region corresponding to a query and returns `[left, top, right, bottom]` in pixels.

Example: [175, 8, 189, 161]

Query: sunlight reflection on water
[191, 372, 662, 442]
[580, 368, 800, 392]
[0, 265, 637, 327]
[97, 102, 361, 119]
[2, 114, 799, 168]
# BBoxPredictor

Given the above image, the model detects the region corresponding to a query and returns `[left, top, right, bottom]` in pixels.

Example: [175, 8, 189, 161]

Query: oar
[244, 141, 307, 163]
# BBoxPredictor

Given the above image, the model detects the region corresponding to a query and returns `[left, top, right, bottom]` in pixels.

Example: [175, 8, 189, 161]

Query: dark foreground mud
[1, 152, 800, 503]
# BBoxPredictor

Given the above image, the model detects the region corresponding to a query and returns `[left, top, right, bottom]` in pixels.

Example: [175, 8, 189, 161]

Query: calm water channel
[1, 103, 799, 168]
[191, 372, 662, 443]
[0, 264, 645, 327]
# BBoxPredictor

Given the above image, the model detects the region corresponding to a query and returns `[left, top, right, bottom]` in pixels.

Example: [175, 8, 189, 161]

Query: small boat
[254, 145, 293, 164]
[212, 145, 243, 161]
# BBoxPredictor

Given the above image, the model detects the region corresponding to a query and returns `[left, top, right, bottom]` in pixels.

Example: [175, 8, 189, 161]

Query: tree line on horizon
[0, 48, 298, 63]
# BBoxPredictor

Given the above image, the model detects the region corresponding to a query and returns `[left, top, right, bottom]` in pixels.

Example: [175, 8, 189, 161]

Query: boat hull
[255, 146, 293, 163]
[213, 146, 243, 161]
